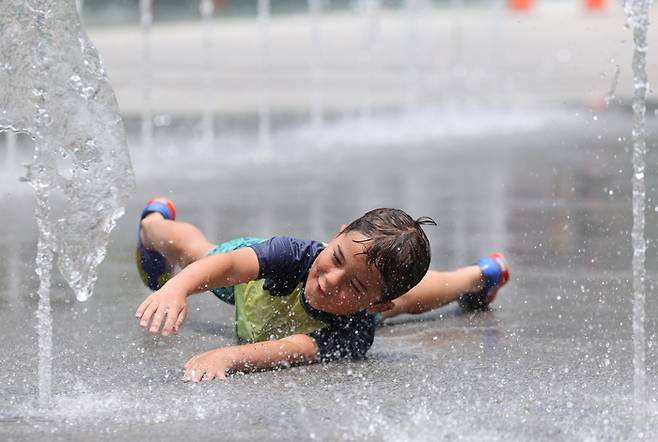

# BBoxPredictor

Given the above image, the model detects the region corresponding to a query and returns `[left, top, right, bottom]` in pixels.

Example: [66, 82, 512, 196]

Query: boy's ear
[367, 301, 395, 315]
[336, 224, 347, 236]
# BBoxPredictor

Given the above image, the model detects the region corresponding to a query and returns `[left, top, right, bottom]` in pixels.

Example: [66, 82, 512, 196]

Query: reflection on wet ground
[1, 106, 658, 440]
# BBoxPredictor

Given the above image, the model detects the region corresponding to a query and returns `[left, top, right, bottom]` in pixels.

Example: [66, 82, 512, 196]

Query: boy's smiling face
[304, 229, 392, 316]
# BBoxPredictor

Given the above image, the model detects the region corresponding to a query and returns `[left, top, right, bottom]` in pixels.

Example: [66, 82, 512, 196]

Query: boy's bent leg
[141, 213, 217, 269]
[381, 267, 483, 320]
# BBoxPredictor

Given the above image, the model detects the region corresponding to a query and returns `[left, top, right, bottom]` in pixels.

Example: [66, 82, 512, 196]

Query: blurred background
[79, 0, 648, 145]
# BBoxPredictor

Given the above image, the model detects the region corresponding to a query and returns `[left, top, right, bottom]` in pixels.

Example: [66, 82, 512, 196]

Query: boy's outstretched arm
[135, 247, 259, 336]
[183, 334, 319, 382]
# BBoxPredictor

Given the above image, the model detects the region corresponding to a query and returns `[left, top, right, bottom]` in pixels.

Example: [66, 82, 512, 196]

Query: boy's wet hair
[343, 208, 436, 303]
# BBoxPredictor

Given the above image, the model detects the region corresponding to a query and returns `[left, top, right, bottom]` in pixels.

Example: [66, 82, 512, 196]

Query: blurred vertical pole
[258, 0, 272, 155]
[489, 0, 505, 107]
[139, 0, 154, 152]
[360, 0, 380, 121]
[404, 0, 421, 112]
[308, 0, 324, 143]
[450, 0, 464, 105]
[200, 0, 216, 149]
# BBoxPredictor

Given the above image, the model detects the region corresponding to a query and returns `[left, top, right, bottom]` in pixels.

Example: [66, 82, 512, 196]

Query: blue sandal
[135, 198, 177, 291]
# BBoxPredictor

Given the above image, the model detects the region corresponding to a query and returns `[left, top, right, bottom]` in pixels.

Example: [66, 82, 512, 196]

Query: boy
[135, 198, 509, 382]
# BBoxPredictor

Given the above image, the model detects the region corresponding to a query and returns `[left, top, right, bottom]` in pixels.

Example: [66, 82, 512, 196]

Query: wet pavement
[1, 105, 658, 440]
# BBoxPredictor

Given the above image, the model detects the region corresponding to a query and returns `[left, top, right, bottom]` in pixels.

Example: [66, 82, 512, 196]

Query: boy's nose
[325, 268, 346, 292]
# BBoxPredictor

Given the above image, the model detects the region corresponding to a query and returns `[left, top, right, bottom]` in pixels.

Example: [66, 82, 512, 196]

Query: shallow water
[1, 105, 658, 440]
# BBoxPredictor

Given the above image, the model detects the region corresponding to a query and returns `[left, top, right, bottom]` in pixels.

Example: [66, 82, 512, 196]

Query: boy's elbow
[280, 334, 320, 365]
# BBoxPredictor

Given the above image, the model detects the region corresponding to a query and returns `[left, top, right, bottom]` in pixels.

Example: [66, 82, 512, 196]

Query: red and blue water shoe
[135, 198, 177, 291]
[458, 253, 510, 311]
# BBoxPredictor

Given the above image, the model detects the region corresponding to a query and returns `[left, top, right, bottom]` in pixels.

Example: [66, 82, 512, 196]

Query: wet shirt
[236, 236, 376, 361]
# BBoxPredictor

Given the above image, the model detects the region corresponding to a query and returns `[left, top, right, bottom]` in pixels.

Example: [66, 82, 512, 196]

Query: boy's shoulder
[252, 236, 325, 264]
[249, 236, 324, 296]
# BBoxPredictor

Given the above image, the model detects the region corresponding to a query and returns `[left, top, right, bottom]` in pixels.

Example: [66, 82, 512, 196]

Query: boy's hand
[183, 348, 235, 382]
[135, 286, 188, 336]
[182, 335, 319, 382]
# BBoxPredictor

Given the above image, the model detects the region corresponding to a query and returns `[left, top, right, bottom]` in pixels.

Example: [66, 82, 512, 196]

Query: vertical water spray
[139, 0, 154, 151]
[200, 0, 216, 148]
[0, 0, 134, 406]
[624, 0, 653, 426]
[258, 0, 271, 154]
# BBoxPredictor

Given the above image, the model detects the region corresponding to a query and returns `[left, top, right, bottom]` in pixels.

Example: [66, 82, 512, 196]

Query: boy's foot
[458, 253, 510, 311]
[136, 197, 177, 291]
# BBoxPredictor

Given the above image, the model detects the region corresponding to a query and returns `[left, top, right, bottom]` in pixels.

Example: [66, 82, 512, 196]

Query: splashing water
[0, 0, 134, 405]
[624, 0, 653, 428]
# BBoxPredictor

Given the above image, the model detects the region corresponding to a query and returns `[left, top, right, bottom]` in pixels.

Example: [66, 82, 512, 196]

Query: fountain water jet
[0, 0, 134, 406]
[624, 0, 653, 431]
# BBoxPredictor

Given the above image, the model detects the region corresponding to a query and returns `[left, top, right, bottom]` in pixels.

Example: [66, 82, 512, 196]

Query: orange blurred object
[508, 0, 534, 11]
[585, 0, 606, 11]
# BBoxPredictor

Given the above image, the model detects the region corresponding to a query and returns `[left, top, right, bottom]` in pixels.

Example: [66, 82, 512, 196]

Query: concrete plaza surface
[2, 104, 658, 440]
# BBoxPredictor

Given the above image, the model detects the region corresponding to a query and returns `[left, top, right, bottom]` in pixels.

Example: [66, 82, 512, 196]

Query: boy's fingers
[192, 368, 206, 383]
[139, 301, 159, 328]
[135, 296, 153, 319]
[174, 307, 187, 331]
[183, 354, 198, 370]
[183, 366, 196, 382]
[149, 306, 167, 335]
[161, 307, 179, 336]
[173, 309, 187, 333]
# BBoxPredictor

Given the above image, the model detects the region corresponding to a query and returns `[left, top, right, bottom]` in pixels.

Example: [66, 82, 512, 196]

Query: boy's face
[305, 229, 391, 316]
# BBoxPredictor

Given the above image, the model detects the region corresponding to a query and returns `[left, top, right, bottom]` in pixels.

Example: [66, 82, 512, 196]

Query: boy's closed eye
[333, 245, 369, 295]
[350, 280, 367, 296]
